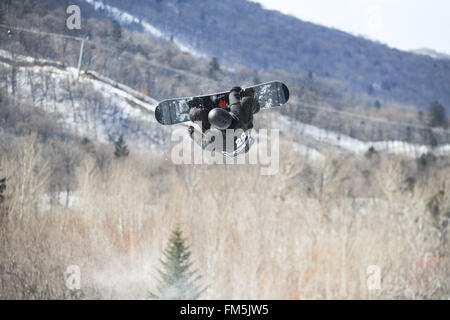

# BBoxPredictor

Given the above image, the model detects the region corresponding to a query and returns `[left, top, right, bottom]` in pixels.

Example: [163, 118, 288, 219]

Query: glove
[241, 87, 255, 98]
[230, 86, 242, 94]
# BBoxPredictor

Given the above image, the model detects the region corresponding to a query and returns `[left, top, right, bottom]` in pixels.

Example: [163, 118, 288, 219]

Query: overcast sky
[251, 0, 450, 54]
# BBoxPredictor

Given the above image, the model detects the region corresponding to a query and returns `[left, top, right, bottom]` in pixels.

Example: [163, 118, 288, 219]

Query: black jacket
[189, 87, 260, 132]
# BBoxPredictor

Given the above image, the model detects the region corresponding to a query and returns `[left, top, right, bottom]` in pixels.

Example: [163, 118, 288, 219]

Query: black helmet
[208, 108, 233, 130]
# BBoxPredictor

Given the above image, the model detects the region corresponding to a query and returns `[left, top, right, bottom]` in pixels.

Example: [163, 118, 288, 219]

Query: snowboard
[155, 81, 290, 125]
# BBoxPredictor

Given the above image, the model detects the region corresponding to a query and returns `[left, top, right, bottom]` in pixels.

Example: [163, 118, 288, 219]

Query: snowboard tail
[155, 81, 289, 125]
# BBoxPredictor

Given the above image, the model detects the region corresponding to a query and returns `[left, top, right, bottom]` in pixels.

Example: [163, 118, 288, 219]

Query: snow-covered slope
[273, 115, 450, 158]
[0, 49, 168, 150]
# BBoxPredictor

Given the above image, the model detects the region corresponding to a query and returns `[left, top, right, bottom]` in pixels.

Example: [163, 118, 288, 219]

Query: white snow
[273, 114, 450, 158]
[292, 143, 325, 161]
[0, 49, 65, 66]
[141, 21, 164, 39]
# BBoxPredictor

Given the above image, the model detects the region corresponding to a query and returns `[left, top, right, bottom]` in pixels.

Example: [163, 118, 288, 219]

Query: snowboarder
[187, 86, 260, 152]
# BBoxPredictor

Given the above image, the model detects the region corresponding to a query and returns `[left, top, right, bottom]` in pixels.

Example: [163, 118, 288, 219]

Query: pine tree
[365, 146, 377, 159]
[0, 175, 6, 204]
[428, 101, 447, 128]
[150, 225, 205, 300]
[374, 100, 381, 109]
[22, 0, 33, 15]
[114, 135, 129, 158]
[208, 57, 220, 78]
[111, 20, 122, 42]
[417, 152, 436, 172]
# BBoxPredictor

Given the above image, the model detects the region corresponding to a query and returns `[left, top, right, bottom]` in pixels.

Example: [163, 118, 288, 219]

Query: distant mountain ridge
[47, 0, 450, 110]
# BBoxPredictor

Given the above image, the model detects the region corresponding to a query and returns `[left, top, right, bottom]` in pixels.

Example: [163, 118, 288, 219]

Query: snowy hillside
[0, 49, 169, 150]
[1, 49, 449, 160]
[82, 0, 205, 58]
[272, 114, 450, 158]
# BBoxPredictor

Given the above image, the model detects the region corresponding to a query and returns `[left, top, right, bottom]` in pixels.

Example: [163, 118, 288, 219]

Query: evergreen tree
[365, 146, 377, 159]
[0, 1, 9, 25]
[114, 135, 129, 158]
[208, 57, 220, 78]
[80, 137, 96, 155]
[425, 129, 438, 148]
[150, 225, 205, 300]
[428, 101, 447, 128]
[417, 152, 436, 172]
[374, 100, 381, 109]
[0, 175, 6, 204]
[22, 0, 33, 15]
[418, 110, 424, 123]
[111, 20, 122, 42]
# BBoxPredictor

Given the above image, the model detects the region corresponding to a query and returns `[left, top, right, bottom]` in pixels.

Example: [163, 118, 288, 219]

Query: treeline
[0, 130, 449, 299]
[0, 89, 121, 206]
